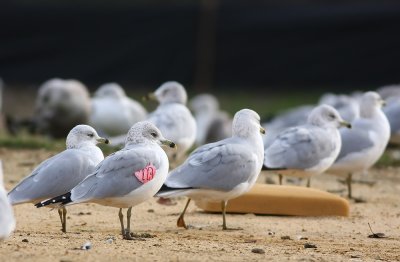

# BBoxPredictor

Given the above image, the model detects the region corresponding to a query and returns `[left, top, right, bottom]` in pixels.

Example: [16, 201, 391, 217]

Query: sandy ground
[0, 148, 400, 261]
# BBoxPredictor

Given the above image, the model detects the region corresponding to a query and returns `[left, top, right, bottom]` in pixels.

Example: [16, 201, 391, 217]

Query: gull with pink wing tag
[37, 121, 175, 240]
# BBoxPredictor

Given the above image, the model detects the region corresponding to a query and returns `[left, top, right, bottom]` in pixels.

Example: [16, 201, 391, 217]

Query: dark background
[1, 0, 400, 92]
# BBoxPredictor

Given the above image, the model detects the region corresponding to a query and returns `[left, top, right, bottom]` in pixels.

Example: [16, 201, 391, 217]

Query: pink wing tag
[134, 164, 156, 184]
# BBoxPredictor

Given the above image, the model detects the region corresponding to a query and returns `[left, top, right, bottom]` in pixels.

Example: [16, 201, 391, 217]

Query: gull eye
[328, 113, 335, 119]
[150, 132, 157, 138]
[87, 133, 94, 138]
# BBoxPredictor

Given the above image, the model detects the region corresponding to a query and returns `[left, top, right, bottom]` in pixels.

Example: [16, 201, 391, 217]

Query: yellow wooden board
[194, 184, 349, 217]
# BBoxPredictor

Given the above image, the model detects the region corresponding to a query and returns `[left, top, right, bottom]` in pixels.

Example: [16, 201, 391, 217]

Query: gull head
[232, 109, 265, 138]
[66, 125, 109, 149]
[359, 91, 386, 118]
[308, 105, 351, 129]
[94, 83, 126, 99]
[125, 121, 176, 148]
[189, 94, 219, 114]
[146, 81, 187, 105]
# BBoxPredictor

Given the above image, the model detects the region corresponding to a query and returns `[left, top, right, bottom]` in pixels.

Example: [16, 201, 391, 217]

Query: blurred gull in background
[262, 105, 314, 148]
[8, 125, 108, 232]
[89, 83, 147, 137]
[146, 81, 196, 163]
[0, 160, 15, 240]
[34, 78, 92, 138]
[189, 93, 231, 146]
[264, 105, 351, 186]
[376, 84, 400, 100]
[318, 93, 359, 123]
[326, 92, 390, 199]
[383, 96, 400, 145]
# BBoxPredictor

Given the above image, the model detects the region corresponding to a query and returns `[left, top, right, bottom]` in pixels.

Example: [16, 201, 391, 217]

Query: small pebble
[281, 236, 291, 240]
[21, 239, 29, 243]
[81, 241, 92, 250]
[147, 209, 154, 213]
[251, 248, 265, 254]
[304, 243, 317, 249]
[106, 238, 113, 244]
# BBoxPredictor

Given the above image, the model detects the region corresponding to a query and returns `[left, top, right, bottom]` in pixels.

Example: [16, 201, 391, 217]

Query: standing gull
[157, 109, 265, 230]
[90, 83, 147, 136]
[36, 121, 176, 240]
[264, 105, 351, 186]
[146, 81, 196, 162]
[326, 92, 390, 198]
[0, 160, 15, 240]
[8, 125, 108, 232]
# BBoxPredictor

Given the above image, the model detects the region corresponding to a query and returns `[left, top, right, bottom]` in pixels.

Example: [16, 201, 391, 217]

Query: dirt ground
[0, 148, 400, 262]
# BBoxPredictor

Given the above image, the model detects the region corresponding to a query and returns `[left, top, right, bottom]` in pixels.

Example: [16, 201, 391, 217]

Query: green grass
[0, 134, 65, 151]
[0, 134, 118, 156]
[376, 149, 400, 168]
[214, 90, 322, 118]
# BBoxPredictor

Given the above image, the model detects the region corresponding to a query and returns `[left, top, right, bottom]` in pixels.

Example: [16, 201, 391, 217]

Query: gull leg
[222, 201, 228, 230]
[221, 201, 242, 231]
[123, 207, 134, 240]
[347, 173, 353, 199]
[118, 208, 124, 236]
[58, 208, 63, 231]
[177, 198, 191, 229]
[278, 174, 283, 185]
[62, 207, 67, 233]
[127, 207, 132, 233]
[306, 178, 311, 188]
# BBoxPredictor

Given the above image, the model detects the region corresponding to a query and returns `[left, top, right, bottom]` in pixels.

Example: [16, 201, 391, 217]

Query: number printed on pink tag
[134, 164, 156, 184]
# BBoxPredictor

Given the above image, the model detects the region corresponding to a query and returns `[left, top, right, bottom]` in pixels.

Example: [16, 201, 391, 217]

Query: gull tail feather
[156, 184, 193, 198]
[35, 192, 72, 208]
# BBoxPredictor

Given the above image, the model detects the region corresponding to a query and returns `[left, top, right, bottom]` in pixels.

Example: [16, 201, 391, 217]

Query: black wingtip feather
[35, 192, 72, 208]
[157, 184, 193, 194]
[262, 165, 287, 171]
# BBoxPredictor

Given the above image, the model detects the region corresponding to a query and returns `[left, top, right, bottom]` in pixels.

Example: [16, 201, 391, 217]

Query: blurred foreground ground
[0, 148, 399, 261]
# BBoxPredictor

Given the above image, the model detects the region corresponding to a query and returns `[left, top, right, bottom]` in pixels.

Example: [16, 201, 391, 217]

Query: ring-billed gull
[263, 105, 351, 186]
[326, 92, 390, 199]
[8, 125, 108, 232]
[157, 109, 265, 230]
[34, 78, 91, 138]
[145, 81, 196, 162]
[0, 160, 15, 240]
[89, 83, 147, 136]
[189, 93, 232, 146]
[36, 121, 176, 240]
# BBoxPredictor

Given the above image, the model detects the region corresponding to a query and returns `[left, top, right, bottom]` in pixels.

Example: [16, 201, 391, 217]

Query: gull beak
[260, 126, 266, 135]
[97, 137, 110, 144]
[339, 121, 352, 129]
[161, 139, 177, 149]
[143, 92, 157, 102]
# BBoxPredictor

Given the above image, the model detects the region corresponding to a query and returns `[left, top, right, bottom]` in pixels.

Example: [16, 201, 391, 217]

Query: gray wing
[165, 138, 258, 192]
[8, 149, 96, 204]
[70, 147, 162, 202]
[336, 119, 374, 161]
[264, 125, 337, 169]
